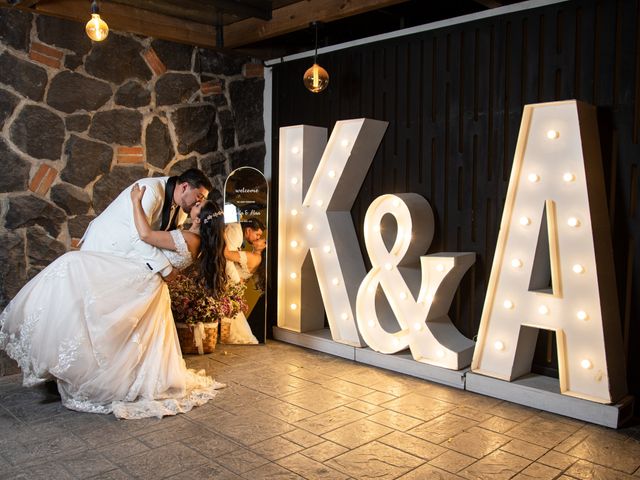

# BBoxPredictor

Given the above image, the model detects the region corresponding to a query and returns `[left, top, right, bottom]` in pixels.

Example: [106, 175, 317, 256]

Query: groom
[81, 168, 212, 280]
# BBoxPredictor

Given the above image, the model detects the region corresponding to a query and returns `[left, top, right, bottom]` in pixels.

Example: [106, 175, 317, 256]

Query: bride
[220, 222, 266, 344]
[0, 184, 226, 419]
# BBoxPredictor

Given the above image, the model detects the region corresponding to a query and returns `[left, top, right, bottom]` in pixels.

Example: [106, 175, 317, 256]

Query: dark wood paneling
[271, 0, 640, 404]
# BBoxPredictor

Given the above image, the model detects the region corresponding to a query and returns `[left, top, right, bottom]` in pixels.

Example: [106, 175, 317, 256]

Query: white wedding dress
[223, 223, 258, 344]
[0, 230, 224, 419]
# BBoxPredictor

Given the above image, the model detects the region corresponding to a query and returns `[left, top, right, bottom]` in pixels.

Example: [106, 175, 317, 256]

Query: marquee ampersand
[355, 193, 476, 369]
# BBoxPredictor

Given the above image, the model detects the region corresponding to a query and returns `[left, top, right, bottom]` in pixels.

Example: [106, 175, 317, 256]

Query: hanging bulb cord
[91, 0, 99, 14]
[313, 21, 318, 64]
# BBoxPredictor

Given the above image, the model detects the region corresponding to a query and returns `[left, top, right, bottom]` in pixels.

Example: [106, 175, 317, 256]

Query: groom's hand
[163, 268, 178, 283]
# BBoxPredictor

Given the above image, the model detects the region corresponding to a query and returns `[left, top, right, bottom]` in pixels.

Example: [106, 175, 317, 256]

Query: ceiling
[1, 0, 526, 59]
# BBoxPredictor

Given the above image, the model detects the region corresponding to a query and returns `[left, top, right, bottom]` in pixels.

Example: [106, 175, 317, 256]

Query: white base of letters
[273, 327, 466, 389]
[466, 371, 634, 428]
[272, 327, 356, 360]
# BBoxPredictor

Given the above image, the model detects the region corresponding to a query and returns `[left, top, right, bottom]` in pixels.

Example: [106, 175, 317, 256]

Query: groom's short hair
[242, 217, 265, 233]
[177, 169, 213, 193]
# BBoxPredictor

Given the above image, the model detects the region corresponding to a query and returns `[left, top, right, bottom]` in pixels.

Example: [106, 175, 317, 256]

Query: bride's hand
[130, 183, 146, 203]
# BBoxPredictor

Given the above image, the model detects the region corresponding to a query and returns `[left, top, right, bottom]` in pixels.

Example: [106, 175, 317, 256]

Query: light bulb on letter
[291, 177, 299, 185]
[519, 216, 531, 226]
[528, 173, 540, 183]
[494, 340, 505, 351]
[538, 305, 549, 315]
[568, 217, 580, 227]
[503, 299, 514, 309]
[563, 172, 575, 182]
[581, 359, 593, 369]
[290, 240, 298, 248]
[577, 310, 588, 321]
[511, 258, 523, 268]
[546, 129, 560, 139]
[572, 264, 585, 274]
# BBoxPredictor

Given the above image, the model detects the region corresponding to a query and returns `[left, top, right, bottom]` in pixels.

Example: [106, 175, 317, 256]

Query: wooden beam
[108, 0, 221, 25]
[223, 0, 410, 48]
[1, 0, 218, 48]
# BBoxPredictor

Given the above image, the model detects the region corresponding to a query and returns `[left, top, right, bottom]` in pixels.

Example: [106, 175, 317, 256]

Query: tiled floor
[1, 341, 639, 479]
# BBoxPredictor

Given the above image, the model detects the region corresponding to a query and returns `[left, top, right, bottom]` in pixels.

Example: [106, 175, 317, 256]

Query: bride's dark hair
[195, 200, 226, 297]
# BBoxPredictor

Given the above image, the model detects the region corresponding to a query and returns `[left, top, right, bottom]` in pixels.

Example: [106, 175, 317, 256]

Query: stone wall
[0, 8, 266, 374]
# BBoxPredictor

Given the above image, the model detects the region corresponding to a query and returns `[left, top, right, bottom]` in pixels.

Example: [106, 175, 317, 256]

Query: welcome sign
[276, 101, 629, 423]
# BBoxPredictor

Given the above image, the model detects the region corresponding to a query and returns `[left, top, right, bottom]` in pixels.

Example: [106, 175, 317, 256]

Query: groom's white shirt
[80, 176, 187, 275]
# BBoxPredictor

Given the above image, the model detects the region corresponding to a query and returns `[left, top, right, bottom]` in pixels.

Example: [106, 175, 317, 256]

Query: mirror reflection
[221, 167, 268, 344]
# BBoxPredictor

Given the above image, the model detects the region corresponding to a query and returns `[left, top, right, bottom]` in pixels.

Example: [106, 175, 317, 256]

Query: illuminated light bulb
[291, 146, 300, 154]
[494, 340, 505, 351]
[528, 173, 540, 183]
[290, 240, 299, 248]
[367, 285, 375, 294]
[291, 177, 299, 185]
[546, 129, 560, 139]
[577, 310, 588, 321]
[316, 200, 323, 207]
[392, 337, 399, 347]
[341, 139, 349, 147]
[306, 224, 314, 231]
[412, 322, 422, 332]
[581, 359, 593, 369]
[436, 349, 445, 358]
[404, 233, 412, 242]
[85, 2, 109, 42]
[503, 299, 514, 309]
[567, 217, 580, 227]
[323, 245, 331, 253]
[425, 294, 434, 304]
[519, 216, 531, 226]
[399, 292, 407, 300]
[538, 305, 549, 315]
[373, 225, 380, 233]
[289, 272, 297, 280]
[393, 199, 401, 208]
[384, 263, 392, 271]
[290, 303, 298, 310]
[332, 278, 339, 286]
[563, 172, 575, 183]
[328, 170, 336, 178]
[367, 319, 375, 327]
[435, 264, 445, 272]
[290, 209, 298, 216]
[572, 264, 585, 274]
[303, 63, 329, 93]
[511, 258, 523, 268]
[340, 313, 348, 321]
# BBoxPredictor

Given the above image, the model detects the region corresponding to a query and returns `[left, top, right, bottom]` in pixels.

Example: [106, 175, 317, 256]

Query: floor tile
[378, 431, 446, 460]
[382, 392, 455, 422]
[396, 463, 464, 479]
[367, 409, 423, 431]
[216, 447, 269, 474]
[429, 450, 476, 473]
[500, 438, 548, 461]
[242, 462, 305, 479]
[250, 436, 304, 461]
[300, 440, 349, 462]
[276, 452, 349, 480]
[567, 429, 640, 473]
[326, 441, 423, 480]
[506, 414, 582, 448]
[281, 428, 324, 448]
[565, 459, 635, 479]
[458, 449, 531, 479]
[321, 418, 393, 449]
[293, 405, 367, 435]
[408, 412, 477, 444]
[445, 426, 510, 459]
[117, 442, 209, 479]
[513, 461, 561, 479]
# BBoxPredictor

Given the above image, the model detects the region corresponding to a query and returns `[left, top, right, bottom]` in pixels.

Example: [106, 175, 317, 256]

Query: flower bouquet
[169, 271, 247, 354]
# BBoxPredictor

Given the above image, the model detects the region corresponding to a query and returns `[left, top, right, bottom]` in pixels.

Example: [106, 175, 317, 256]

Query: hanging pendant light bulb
[303, 22, 329, 93]
[86, 0, 109, 42]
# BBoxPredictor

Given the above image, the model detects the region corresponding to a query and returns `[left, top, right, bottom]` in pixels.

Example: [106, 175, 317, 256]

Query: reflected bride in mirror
[222, 220, 266, 344]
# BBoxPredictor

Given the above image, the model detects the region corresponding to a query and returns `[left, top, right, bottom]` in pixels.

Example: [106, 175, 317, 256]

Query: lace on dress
[164, 230, 192, 271]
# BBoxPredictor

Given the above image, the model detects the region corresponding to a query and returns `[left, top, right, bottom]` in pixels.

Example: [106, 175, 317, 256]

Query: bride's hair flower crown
[203, 211, 223, 224]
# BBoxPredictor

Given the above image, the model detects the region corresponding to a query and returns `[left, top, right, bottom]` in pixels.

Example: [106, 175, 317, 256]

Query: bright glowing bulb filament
[572, 264, 585, 274]
[503, 299, 514, 309]
[332, 278, 339, 286]
[291, 146, 300, 154]
[538, 305, 549, 315]
[435, 264, 445, 272]
[341, 139, 349, 147]
[511, 258, 523, 268]
[546, 130, 559, 139]
[290, 303, 298, 310]
[340, 313, 348, 320]
[290, 272, 297, 279]
[581, 359, 592, 369]
[519, 216, 531, 226]
[291, 209, 298, 216]
[399, 292, 407, 300]
[384, 263, 392, 271]
[328, 170, 336, 178]
[577, 310, 588, 321]
[290, 240, 298, 248]
[494, 340, 505, 351]
[323, 245, 331, 253]
[528, 173, 540, 183]
[563, 172, 575, 182]
[413, 322, 422, 331]
[568, 217, 580, 227]
[306, 224, 314, 231]
[291, 177, 299, 185]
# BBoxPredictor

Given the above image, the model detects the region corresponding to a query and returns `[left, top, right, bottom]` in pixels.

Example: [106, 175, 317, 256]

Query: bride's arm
[224, 244, 243, 263]
[131, 184, 177, 251]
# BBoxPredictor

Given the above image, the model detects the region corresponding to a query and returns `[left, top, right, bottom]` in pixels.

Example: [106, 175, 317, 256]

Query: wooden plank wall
[270, 0, 640, 401]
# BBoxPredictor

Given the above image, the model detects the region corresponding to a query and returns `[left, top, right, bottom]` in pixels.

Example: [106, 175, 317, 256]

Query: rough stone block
[201, 81, 222, 96]
[29, 164, 58, 195]
[10, 105, 65, 160]
[0, 51, 47, 101]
